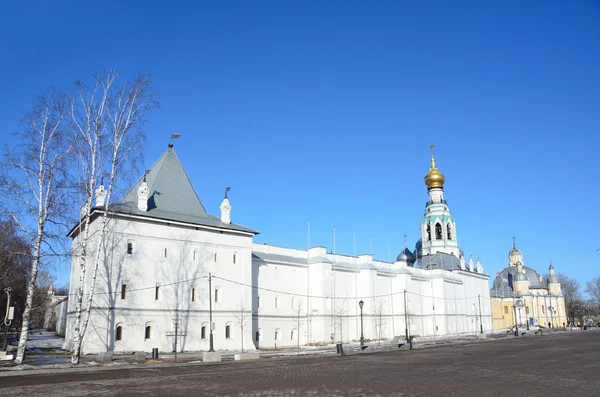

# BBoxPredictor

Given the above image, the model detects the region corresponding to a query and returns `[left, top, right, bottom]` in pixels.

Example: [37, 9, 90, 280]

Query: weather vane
[224, 187, 231, 199]
[169, 133, 181, 147]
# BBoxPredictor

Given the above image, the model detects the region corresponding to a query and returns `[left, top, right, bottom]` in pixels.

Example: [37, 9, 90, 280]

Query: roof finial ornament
[169, 133, 181, 148]
[403, 232, 407, 249]
[224, 186, 231, 199]
[511, 235, 517, 248]
[143, 169, 150, 182]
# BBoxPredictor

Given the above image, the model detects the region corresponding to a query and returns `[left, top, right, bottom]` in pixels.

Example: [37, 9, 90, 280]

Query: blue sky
[1, 1, 599, 290]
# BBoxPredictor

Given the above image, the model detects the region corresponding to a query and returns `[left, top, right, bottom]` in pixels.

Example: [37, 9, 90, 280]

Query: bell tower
[420, 145, 460, 258]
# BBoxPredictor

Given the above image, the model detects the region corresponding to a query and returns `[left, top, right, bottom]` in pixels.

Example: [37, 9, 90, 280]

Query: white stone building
[64, 144, 491, 354]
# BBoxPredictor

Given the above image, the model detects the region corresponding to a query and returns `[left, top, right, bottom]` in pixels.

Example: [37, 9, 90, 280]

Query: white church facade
[64, 144, 492, 354]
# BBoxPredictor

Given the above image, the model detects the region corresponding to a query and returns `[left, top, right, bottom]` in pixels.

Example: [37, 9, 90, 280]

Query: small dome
[424, 154, 445, 189]
[414, 238, 423, 259]
[548, 274, 559, 284]
[514, 271, 528, 282]
[397, 248, 415, 264]
[509, 247, 521, 256]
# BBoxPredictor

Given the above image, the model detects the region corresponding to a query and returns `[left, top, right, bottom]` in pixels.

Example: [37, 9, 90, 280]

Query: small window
[435, 223, 443, 240]
[233, 254, 237, 264]
[292, 297, 295, 309]
[155, 284, 161, 301]
[526, 306, 530, 315]
[214, 253, 217, 262]
[116, 325, 123, 341]
[257, 295, 261, 308]
[426, 224, 431, 241]
[225, 325, 231, 339]
[542, 305, 545, 314]
[291, 328, 297, 340]
[164, 248, 167, 258]
[193, 250, 196, 261]
[192, 288, 196, 302]
[255, 330, 261, 341]
[145, 325, 152, 340]
[447, 224, 452, 240]
[275, 296, 279, 309]
[274, 329, 281, 341]
[201, 325, 207, 339]
[121, 284, 127, 300]
[504, 306, 508, 314]
[215, 289, 219, 303]
[127, 241, 133, 255]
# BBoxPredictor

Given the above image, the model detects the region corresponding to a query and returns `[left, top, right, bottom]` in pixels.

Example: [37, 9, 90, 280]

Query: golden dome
[424, 153, 445, 188]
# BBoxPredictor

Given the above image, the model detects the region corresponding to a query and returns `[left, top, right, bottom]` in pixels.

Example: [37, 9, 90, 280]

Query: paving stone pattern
[0, 331, 598, 396]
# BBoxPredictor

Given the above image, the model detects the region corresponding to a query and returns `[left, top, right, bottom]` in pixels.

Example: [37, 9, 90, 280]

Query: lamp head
[359, 300, 364, 309]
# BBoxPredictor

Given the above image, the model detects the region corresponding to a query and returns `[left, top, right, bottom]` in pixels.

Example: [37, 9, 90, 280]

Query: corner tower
[420, 146, 460, 258]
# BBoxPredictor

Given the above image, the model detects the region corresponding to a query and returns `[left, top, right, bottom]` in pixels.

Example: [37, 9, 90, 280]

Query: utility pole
[404, 289, 409, 341]
[173, 317, 179, 361]
[478, 294, 483, 334]
[209, 273, 214, 352]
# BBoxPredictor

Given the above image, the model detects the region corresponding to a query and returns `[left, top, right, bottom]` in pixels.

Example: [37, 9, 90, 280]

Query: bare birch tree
[69, 69, 158, 364]
[374, 301, 387, 344]
[292, 299, 307, 353]
[232, 302, 251, 353]
[333, 298, 349, 344]
[0, 91, 72, 364]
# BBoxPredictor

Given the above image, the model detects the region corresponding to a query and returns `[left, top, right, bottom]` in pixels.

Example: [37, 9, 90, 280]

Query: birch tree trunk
[0, 91, 71, 364]
[69, 69, 158, 364]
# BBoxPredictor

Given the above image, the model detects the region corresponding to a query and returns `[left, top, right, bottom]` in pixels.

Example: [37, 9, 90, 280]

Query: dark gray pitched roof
[416, 252, 463, 271]
[111, 146, 258, 235]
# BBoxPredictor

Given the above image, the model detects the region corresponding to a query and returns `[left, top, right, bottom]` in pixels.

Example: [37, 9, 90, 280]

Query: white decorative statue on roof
[220, 187, 232, 224]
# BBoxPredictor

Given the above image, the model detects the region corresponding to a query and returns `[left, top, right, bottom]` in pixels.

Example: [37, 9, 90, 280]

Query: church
[490, 242, 566, 331]
[63, 143, 492, 354]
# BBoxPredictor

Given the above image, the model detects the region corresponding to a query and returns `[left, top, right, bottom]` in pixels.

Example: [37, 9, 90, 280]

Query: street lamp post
[359, 300, 365, 346]
[478, 294, 483, 334]
[512, 298, 522, 337]
[208, 273, 214, 352]
[3, 287, 13, 351]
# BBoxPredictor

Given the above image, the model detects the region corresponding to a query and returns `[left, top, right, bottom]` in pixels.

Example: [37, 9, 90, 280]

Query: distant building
[63, 144, 491, 355]
[43, 285, 68, 336]
[490, 243, 566, 331]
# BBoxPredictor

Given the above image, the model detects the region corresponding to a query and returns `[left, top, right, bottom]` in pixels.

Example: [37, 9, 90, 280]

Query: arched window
[127, 242, 133, 255]
[225, 324, 231, 339]
[426, 224, 431, 241]
[201, 324, 207, 339]
[435, 223, 442, 240]
[291, 328, 297, 341]
[116, 325, 123, 341]
[291, 297, 295, 309]
[275, 296, 279, 309]
[145, 325, 152, 340]
[446, 223, 452, 240]
[256, 329, 262, 341]
[274, 329, 281, 341]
